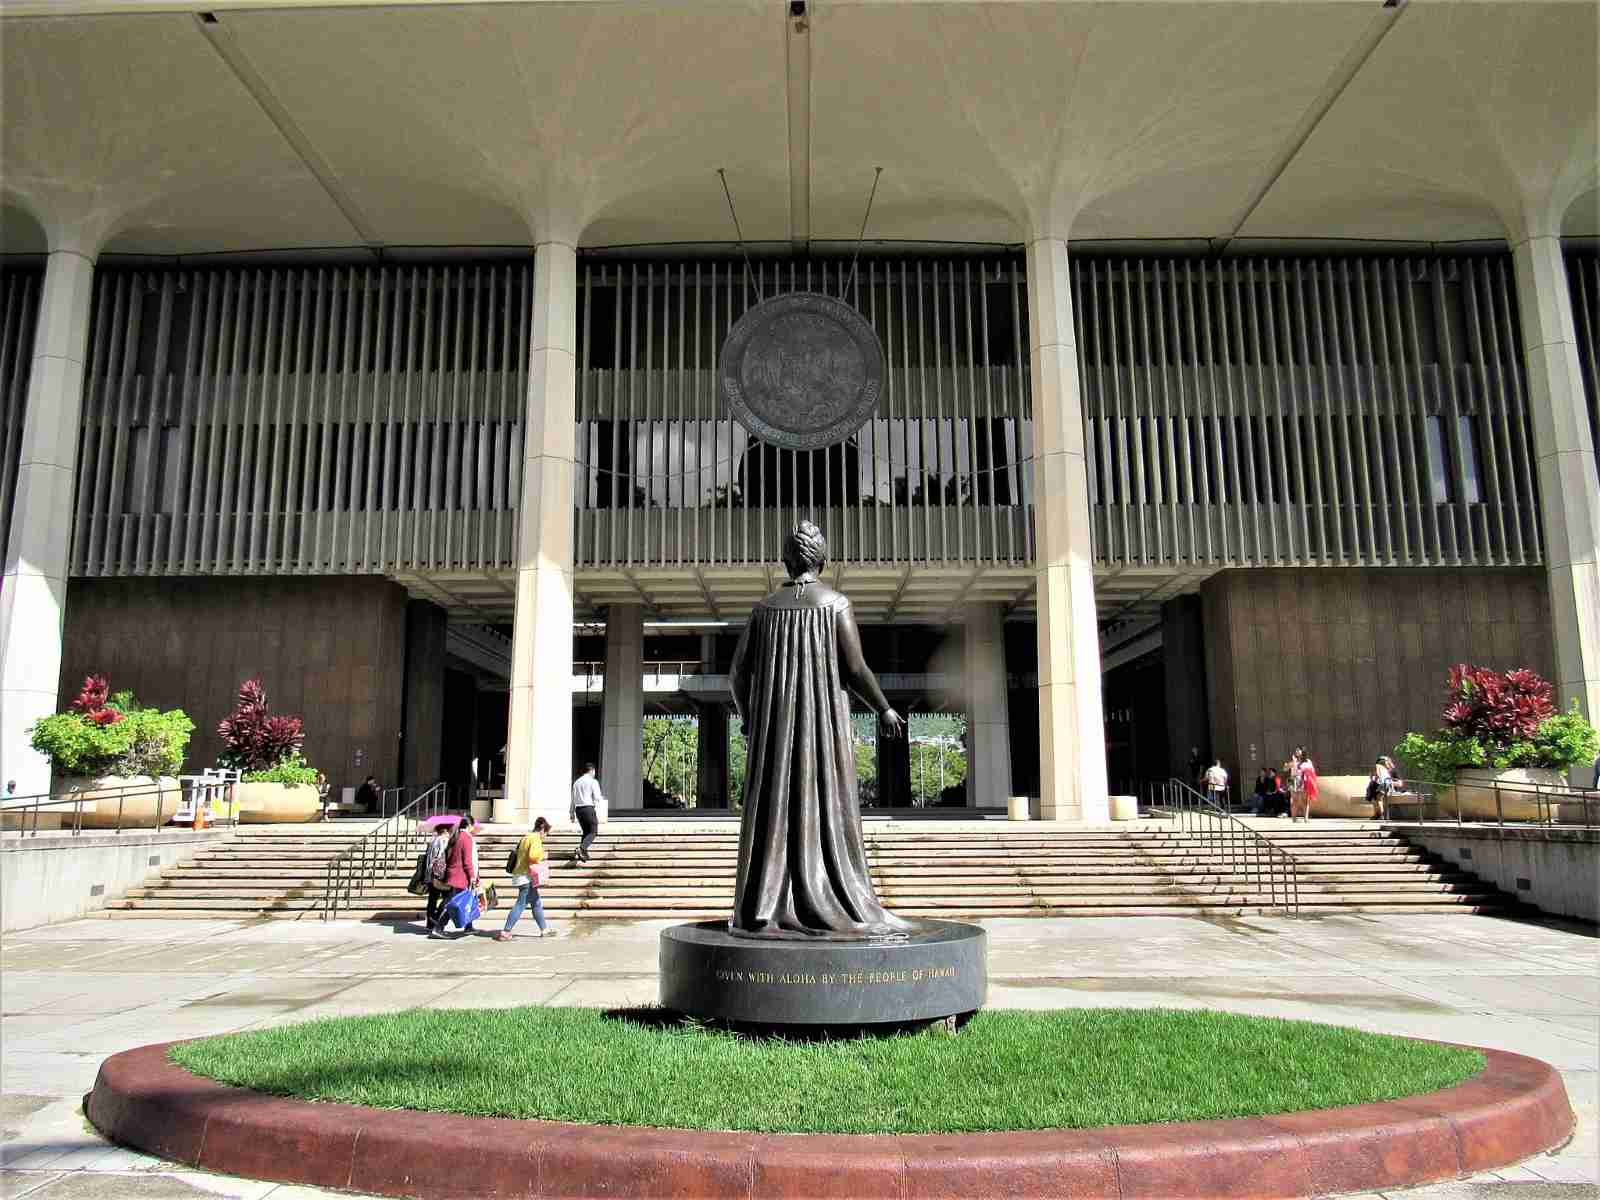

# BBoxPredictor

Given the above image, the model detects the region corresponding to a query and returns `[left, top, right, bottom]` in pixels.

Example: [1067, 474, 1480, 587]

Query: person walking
[433, 812, 481, 938]
[1366, 755, 1394, 819]
[570, 763, 603, 864]
[1293, 751, 1320, 822]
[497, 817, 559, 941]
[1287, 748, 1305, 819]
[423, 820, 453, 932]
[1203, 758, 1229, 809]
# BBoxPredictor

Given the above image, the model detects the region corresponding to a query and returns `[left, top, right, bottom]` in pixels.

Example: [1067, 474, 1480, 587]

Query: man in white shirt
[570, 762, 604, 864]
[1204, 760, 1229, 809]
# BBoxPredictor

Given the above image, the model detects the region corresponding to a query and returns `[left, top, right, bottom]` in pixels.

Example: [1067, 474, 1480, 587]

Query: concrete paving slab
[425, 976, 576, 1010]
[0, 1171, 67, 1199]
[1, 911, 1594, 1200]
[13, 1171, 281, 1198]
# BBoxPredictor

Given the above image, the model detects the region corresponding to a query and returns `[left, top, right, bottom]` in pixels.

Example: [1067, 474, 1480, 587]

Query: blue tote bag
[442, 889, 482, 930]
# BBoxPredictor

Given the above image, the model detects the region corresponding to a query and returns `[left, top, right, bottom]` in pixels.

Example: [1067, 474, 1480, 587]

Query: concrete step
[105, 823, 1511, 921]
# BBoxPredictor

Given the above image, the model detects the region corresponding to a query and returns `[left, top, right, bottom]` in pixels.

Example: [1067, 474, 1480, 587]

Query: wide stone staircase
[101, 820, 1517, 921]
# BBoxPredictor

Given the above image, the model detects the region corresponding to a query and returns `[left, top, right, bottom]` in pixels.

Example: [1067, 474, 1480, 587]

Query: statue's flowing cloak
[730, 591, 905, 938]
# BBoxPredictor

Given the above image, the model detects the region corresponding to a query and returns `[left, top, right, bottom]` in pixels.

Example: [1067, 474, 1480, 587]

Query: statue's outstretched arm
[728, 621, 752, 722]
[838, 604, 903, 736]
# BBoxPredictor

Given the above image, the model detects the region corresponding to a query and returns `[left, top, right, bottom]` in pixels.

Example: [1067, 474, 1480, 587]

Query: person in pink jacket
[1293, 754, 1320, 823]
[430, 814, 481, 938]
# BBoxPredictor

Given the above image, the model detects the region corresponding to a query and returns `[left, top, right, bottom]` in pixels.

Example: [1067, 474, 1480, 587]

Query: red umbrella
[418, 813, 462, 831]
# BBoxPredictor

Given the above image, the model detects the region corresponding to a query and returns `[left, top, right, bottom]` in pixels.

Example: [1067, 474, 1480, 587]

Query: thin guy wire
[840, 167, 883, 301]
[716, 169, 762, 302]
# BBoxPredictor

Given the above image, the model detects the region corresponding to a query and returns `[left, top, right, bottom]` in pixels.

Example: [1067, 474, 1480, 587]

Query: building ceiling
[2, 0, 1595, 257]
[392, 561, 1207, 628]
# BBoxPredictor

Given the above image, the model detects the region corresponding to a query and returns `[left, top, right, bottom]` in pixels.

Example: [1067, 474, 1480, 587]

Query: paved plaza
[1, 911, 1595, 1200]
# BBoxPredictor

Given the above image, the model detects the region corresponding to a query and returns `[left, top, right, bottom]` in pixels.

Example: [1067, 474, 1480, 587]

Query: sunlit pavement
[3, 912, 1595, 1199]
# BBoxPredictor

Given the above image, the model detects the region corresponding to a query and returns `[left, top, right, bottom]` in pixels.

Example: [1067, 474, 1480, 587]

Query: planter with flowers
[1396, 665, 1599, 821]
[218, 678, 321, 823]
[25, 676, 195, 829]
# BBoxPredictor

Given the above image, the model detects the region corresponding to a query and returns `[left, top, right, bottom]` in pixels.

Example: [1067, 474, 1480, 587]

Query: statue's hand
[880, 709, 905, 738]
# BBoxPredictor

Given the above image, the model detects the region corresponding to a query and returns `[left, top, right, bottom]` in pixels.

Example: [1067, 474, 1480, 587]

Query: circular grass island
[169, 1006, 1481, 1134]
[87, 1007, 1574, 1199]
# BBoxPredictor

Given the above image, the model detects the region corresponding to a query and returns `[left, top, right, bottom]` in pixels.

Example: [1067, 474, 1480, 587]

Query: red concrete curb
[84, 1040, 1573, 1199]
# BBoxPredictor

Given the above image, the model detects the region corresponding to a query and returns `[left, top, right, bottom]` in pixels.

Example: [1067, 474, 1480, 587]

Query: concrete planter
[235, 781, 321, 824]
[35, 775, 184, 831]
[1312, 776, 1385, 819]
[1445, 767, 1568, 822]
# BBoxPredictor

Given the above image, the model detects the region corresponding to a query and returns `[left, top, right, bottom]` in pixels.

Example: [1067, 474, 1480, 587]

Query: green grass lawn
[170, 1007, 1483, 1135]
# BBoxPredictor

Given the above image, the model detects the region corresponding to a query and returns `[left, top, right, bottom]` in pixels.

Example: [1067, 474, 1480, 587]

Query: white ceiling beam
[1212, 0, 1410, 254]
[784, 2, 810, 251]
[190, 12, 382, 247]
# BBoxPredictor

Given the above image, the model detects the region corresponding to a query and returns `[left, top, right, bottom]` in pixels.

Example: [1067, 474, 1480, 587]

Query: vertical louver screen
[0, 267, 43, 566]
[72, 264, 532, 575]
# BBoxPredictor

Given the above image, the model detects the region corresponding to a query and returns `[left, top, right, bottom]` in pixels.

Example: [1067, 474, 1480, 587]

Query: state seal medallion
[719, 292, 886, 451]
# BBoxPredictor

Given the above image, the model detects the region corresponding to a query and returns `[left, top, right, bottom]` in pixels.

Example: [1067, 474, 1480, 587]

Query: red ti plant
[217, 677, 304, 771]
[1440, 664, 1555, 749]
[69, 675, 125, 726]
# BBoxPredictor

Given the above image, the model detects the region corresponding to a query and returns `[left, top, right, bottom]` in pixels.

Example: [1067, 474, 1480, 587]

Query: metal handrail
[1383, 777, 1600, 834]
[1148, 778, 1300, 915]
[321, 781, 450, 920]
[0, 777, 235, 837]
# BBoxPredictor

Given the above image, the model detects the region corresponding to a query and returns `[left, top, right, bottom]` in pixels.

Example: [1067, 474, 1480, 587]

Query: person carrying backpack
[431, 813, 482, 939]
[497, 817, 559, 941]
[422, 821, 453, 932]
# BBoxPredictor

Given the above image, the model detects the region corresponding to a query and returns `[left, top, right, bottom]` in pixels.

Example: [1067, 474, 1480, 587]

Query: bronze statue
[727, 521, 913, 940]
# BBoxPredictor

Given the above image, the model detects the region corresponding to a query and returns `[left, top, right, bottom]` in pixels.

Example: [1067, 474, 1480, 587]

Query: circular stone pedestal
[659, 919, 986, 1026]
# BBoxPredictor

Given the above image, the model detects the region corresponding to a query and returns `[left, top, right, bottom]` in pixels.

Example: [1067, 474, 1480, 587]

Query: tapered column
[599, 603, 643, 810]
[0, 249, 95, 797]
[1514, 235, 1600, 742]
[1027, 237, 1109, 822]
[964, 602, 1012, 808]
[503, 242, 576, 826]
[877, 726, 910, 807]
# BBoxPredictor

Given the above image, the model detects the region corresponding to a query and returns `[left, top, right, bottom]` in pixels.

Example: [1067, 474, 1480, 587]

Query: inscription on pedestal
[661, 920, 986, 1026]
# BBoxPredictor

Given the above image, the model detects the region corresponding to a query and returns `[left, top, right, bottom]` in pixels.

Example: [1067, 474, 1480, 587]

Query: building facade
[1, 0, 1596, 825]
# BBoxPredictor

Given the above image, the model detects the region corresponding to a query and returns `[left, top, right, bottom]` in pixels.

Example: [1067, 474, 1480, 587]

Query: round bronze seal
[720, 292, 886, 451]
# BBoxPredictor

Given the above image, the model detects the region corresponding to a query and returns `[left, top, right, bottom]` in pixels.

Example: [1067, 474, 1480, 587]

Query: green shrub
[1522, 703, 1600, 770]
[29, 711, 137, 777]
[121, 707, 196, 776]
[242, 752, 318, 786]
[1397, 700, 1600, 783]
[28, 681, 193, 779]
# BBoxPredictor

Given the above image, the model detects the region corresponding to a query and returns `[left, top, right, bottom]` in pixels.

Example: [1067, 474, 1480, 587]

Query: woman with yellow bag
[496, 817, 559, 941]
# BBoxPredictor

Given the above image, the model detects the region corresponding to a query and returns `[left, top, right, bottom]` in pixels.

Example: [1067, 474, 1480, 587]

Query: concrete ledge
[1, 828, 234, 931]
[86, 1040, 1573, 1199]
[1393, 823, 1599, 922]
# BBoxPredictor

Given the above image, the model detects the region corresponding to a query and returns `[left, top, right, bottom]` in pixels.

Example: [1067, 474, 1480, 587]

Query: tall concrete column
[1514, 235, 1600, 738]
[599, 603, 643, 810]
[503, 241, 577, 826]
[695, 701, 729, 808]
[0, 249, 95, 797]
[964, 602, 1012, 808]
[1027, 237, 1109, 822]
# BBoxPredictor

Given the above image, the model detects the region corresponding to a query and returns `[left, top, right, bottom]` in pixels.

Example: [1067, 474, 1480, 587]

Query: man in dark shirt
[354, 775, 381, 814]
